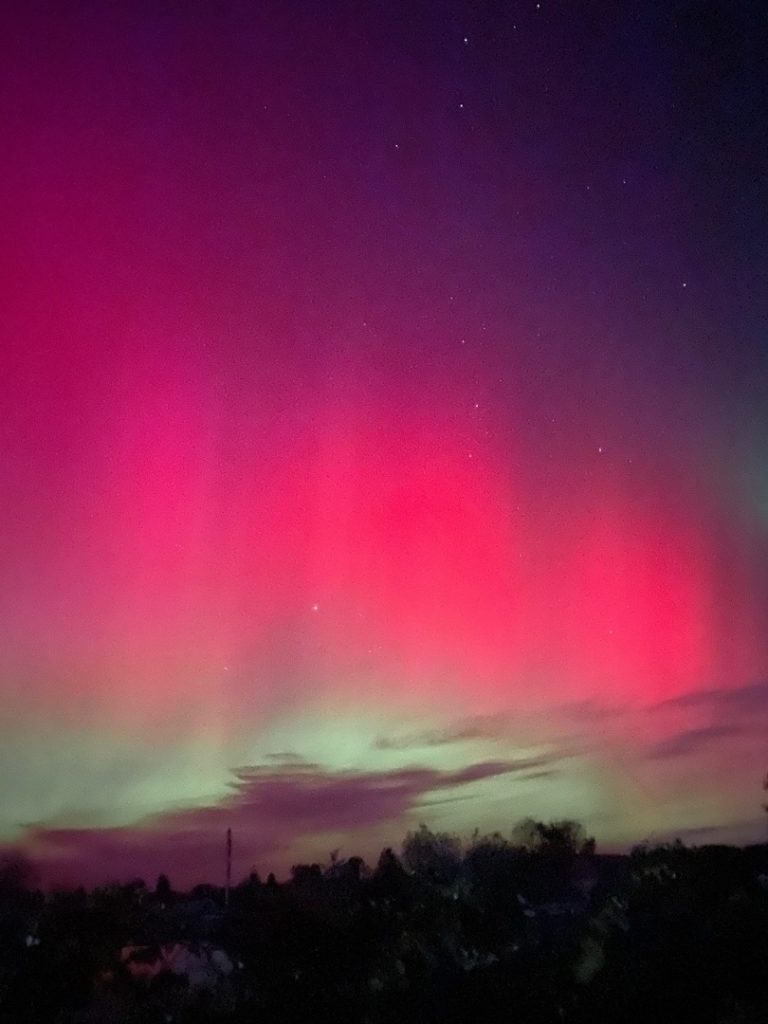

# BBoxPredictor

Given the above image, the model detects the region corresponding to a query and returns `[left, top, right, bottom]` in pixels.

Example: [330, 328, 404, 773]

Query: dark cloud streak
[652, 681, 768, 714]
[15, 757, 556, 887]
[645, 724, 746, 760]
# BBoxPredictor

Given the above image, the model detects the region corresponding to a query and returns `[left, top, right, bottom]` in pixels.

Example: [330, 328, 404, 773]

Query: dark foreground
[1, 826, 768, 1023]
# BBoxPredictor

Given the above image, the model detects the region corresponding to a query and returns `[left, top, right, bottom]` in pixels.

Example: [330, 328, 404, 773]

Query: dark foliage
[1, 825, 767, 1023]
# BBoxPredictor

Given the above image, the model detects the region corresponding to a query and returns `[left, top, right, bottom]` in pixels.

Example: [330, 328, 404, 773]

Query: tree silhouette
[401, 824, 462, 885]
[3, 819, 768, 1023]
[154, 873, 172, 901]
[512, 817, 595, 856]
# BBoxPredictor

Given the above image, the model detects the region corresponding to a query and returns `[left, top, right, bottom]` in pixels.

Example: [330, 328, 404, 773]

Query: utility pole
[225, 828, 232, 907]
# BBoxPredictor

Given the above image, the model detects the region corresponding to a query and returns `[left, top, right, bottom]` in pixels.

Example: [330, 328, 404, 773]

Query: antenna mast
[225, 827, 232, 907]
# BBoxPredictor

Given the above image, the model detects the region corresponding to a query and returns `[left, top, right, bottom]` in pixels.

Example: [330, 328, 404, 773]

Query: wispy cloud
[652, 818, 768, 847]
[15, 757, 557, 888]
[374, 701, 624, 752]
[374, 715, 514, 750]
[549, 699, 627, 721]
[439, 757, 556, 786]
[652, 681, 768, 715]
[645, 724, 746, 760]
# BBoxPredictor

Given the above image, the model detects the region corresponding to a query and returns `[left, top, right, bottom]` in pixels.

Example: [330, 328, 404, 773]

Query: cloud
[15, 756, 557, 888]
[238, 759, 322, 774]
[672, 823, 736, 841]
[517, 769, 559, 781]
[548, 699, 627, 721]
[650, 818, 768, 847]
[653, 681, 768, 715]
[414, 794, 476, 808]
[439, 757, 555, 786]
[373, 716, 513, 750]
[645, 724, 746, 760]
[374, 702, 624, 752]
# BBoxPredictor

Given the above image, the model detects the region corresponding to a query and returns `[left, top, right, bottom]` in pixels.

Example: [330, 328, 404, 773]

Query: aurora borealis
[2, 1, 767, 887]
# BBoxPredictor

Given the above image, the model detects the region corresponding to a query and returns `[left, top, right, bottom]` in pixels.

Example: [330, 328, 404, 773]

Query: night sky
[2, 1, 767, 887]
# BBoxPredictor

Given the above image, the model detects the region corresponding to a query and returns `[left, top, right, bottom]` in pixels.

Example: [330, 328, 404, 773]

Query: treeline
[1, 822, 768, 1023]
